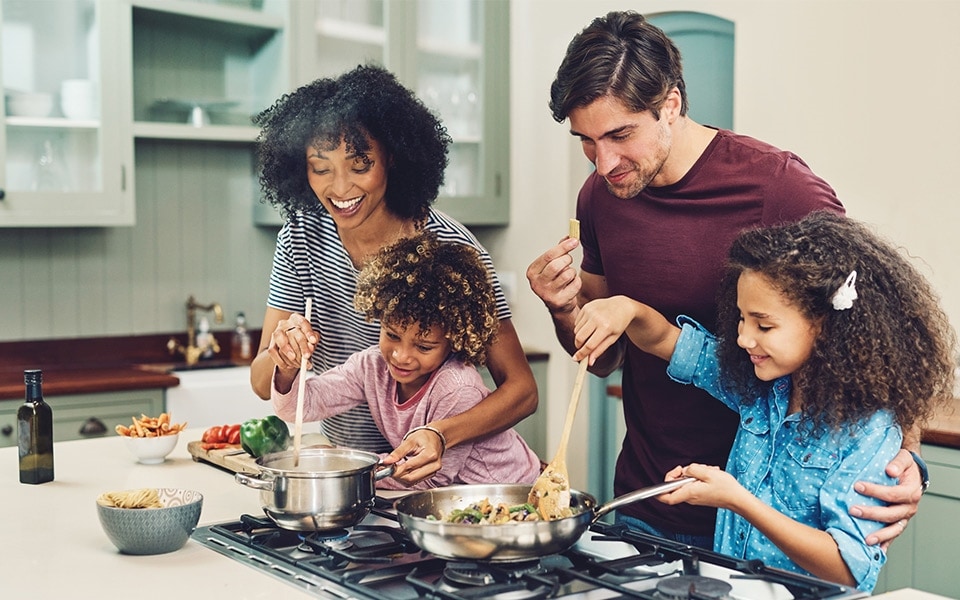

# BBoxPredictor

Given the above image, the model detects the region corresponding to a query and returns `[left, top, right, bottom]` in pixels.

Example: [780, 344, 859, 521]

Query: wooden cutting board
[187, 440, 260, 474]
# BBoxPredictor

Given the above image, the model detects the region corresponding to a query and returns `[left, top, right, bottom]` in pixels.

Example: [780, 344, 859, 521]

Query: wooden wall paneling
[130, 140, 161, 336]
[0, 231, 27, 339]
[75, 229, 108, 336]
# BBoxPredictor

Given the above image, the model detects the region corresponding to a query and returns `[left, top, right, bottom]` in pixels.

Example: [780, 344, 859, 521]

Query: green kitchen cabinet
[0, 388, 165, 448]
[253, 0, 509, 227]
[0, 0, 134, 227]
[125, 0, 293, 230]
[873, 443, 960, 597]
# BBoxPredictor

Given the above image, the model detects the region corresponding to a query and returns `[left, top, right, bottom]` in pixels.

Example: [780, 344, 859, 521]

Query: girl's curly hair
[716, 211, 956, 436]
[354, 232, 499, 366]
[254, 64, 451, 222]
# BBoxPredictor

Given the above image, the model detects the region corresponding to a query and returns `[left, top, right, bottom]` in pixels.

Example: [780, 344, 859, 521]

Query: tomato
[226, 423, 241, 445]
[201, 423, 241, 444]
[201, 425, 222, 443]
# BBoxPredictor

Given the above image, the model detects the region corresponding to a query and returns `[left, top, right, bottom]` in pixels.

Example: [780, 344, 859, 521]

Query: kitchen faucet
[167, 295, 224, 366]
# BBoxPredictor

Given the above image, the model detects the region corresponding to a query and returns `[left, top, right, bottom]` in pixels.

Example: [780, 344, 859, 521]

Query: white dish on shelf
[150, 98, 241, 126]
[5, 91, 54, 118]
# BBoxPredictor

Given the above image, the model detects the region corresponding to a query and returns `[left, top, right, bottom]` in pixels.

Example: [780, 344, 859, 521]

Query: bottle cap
[24, 369, 42, 384]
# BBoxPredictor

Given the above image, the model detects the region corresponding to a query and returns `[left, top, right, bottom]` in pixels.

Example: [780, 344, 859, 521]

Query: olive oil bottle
[18, 369, 54, 484]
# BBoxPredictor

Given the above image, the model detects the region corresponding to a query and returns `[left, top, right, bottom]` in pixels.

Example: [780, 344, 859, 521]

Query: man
[527, 10, 924, 549]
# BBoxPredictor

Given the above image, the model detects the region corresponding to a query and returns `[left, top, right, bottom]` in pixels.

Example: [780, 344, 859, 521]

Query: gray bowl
[97, 488, 203, 555]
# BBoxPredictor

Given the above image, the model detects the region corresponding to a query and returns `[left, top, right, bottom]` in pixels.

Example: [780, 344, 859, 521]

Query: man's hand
[526, 237, 581, 315]
[380, 428, 444, 486]
[850, 448, 922, 549]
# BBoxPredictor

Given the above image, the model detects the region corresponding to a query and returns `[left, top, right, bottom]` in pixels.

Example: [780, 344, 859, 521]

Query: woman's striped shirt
[266, 208, 511, 452]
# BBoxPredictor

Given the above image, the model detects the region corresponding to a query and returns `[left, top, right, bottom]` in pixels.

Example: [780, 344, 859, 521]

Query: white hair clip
[831, 270, 858, 311]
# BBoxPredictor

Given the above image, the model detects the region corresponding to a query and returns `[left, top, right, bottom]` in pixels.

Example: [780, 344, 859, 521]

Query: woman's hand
[268, 312, 318, 372]
[849, 448, 922, 550]
[380, 427, 444, 485]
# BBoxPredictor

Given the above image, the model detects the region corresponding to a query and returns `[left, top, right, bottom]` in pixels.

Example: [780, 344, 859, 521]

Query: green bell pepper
[240, 415, 291, 458]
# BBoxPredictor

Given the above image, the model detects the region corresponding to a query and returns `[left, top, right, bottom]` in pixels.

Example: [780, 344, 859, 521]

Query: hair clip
[831, 270, 858, 311]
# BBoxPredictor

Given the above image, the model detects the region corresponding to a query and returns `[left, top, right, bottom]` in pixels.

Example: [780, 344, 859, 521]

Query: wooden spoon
[292, 298, 313, 467]
[529, 358, 590, 520]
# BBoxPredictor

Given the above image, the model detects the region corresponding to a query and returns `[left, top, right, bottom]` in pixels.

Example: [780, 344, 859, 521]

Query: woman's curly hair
[354, 232, 499, 366]
[716, 211, 956, 436]
[254, 64, 451, 222]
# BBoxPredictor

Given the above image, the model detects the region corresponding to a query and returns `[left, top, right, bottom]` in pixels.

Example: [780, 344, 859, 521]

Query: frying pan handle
[592, 477, 696, 522]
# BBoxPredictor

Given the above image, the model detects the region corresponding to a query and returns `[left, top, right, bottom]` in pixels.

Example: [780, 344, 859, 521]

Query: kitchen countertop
[1, 430, 936, 599]
[0, 428, 315, 598]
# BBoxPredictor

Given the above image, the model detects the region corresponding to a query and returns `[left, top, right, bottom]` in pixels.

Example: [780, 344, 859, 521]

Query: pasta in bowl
[96, 488, 203, 554]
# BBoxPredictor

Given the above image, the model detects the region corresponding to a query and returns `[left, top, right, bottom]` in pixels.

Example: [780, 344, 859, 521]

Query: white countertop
[0, 428, 314, 599]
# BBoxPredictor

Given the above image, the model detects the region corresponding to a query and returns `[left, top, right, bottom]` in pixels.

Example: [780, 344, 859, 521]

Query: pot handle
[374, 462, 396, 481]
[592, 477, 696, 522]
[235, 471, 275, 491]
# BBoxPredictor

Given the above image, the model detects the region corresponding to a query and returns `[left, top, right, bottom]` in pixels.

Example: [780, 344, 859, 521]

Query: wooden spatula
[529, 357, 589, 520]
[292, 297, 313, 468]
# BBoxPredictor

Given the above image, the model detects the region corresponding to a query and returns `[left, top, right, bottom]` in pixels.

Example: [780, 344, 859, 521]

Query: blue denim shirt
[666, 317, 898, 592]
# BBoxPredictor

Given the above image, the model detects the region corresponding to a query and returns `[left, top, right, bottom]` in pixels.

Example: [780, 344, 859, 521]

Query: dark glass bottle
[18, 369, 54, 484]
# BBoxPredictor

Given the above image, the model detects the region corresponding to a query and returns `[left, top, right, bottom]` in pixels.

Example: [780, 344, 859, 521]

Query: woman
[250, 64, 537, 485]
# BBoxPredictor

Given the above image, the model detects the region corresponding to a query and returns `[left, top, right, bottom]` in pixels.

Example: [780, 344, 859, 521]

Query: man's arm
[850, 430, 924, 550]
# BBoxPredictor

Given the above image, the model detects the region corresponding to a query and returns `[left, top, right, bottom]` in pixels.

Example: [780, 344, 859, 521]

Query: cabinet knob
[1, 424, 12, 437]
[79, 417, 108, 436]
[0, 188, 5, 200]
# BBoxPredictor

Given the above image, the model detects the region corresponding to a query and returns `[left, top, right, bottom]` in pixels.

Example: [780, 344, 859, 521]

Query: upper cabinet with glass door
[127, 0, 291, 143]
[286, 0, 509, 226]
[0, 0, 133, 227]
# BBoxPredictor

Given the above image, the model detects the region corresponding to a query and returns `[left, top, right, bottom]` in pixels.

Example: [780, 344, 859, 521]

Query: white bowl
[97, 488, 203, 555]
[5, 91, 54, 118]
[123, 433, 180, 464]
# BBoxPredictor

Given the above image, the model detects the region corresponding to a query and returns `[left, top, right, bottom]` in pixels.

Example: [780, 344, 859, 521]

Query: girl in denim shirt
[571, 211, 955, 591]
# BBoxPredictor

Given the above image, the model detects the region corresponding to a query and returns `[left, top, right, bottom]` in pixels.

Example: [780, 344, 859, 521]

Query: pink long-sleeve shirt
[272, 345, 541, 490]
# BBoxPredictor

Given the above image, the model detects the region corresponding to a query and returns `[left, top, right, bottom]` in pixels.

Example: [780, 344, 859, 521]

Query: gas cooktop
[191, 498, 868, 600]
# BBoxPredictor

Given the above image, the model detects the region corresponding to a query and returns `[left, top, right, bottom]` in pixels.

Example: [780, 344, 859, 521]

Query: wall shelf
[133, 121, 258, 143]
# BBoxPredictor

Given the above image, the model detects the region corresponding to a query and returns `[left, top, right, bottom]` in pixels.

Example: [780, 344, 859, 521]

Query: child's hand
[573, 296, 637, 364]
[657, 463, 744, 510]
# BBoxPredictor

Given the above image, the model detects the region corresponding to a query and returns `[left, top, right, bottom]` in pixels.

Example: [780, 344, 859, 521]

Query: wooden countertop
[0, 332, 245, 401]
[923, 397, 960, 449]
[0, 366, 180, 400]
[606, 384, 960, 451]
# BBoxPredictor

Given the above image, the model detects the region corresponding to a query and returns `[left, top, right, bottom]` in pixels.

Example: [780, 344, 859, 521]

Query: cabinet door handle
[79, 417, 108, 436]
[1, 424, 12, 437]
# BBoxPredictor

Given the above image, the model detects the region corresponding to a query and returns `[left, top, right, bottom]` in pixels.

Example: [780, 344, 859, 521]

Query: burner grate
[192, 511, 868, 600]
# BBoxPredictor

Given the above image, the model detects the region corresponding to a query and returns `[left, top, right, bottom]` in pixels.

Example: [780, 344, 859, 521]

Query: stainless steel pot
[235, 447, 394, 531]
[394, 478, 693, 562]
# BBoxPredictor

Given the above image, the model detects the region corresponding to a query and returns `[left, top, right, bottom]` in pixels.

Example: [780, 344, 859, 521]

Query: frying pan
[394, 478, 693, 562]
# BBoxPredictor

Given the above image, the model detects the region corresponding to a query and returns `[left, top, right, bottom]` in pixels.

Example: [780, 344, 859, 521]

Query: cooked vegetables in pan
[431, 497, 554, 524]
